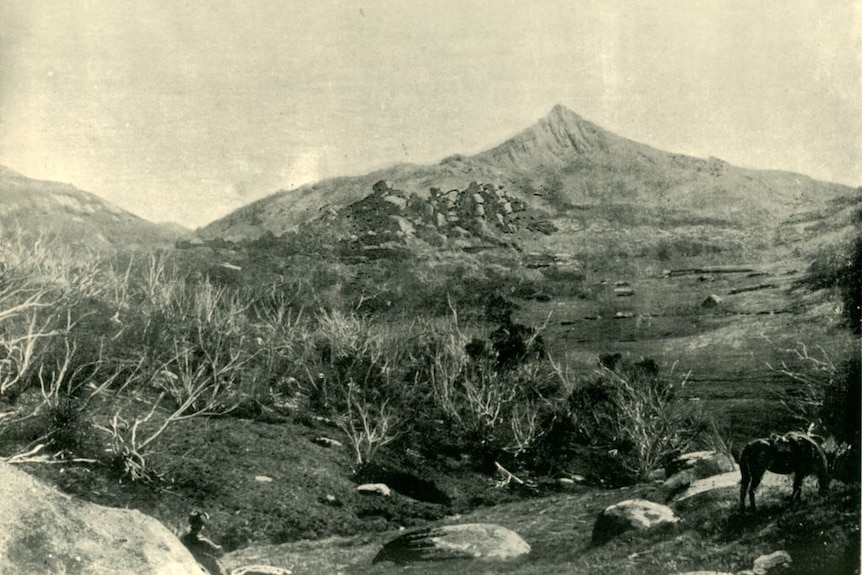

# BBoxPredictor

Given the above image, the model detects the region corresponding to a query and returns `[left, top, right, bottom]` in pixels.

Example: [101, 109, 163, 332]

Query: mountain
[0, 166, 186, 250]
[198, 105, 859, 262]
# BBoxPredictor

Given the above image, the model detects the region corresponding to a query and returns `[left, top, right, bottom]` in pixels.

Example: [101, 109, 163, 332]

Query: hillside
[198, 106, 859, 264]
[0, 108, 858, 574]
[0, 165, 186, 250]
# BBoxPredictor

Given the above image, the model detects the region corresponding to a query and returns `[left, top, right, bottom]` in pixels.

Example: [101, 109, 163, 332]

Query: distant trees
[807, 208, 862, 334]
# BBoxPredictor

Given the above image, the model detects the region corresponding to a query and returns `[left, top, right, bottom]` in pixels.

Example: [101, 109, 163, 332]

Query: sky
[1, 1, 860, 229]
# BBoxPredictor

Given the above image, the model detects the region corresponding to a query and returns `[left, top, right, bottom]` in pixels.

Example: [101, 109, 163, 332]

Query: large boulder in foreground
[0, 460, 202, 574]
[373, 523, 530, 564]
[591, 499, 679, 545]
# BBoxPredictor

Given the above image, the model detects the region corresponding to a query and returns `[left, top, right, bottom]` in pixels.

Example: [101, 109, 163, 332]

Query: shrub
[806, 209, 862, 333]
[561, 357, 701, 481]
[301, 311, 406, 464]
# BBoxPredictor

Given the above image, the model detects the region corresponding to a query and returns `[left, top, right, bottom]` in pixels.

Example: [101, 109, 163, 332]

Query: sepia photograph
[0, 2, 859, 573]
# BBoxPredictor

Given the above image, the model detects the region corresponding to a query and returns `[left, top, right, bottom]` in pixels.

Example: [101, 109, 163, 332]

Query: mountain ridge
[198, 105, 857, 247]
[0, 166, 186, 250]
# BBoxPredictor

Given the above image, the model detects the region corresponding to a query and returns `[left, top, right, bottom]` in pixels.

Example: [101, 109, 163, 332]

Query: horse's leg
[791, 471, 804, 504]
[739, 463, 750, 511]
[748, 466, 765, 512]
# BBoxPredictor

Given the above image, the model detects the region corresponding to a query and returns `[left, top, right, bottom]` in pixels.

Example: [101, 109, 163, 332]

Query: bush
[559, 357, 701, 481]
[806, 209, 862, 333]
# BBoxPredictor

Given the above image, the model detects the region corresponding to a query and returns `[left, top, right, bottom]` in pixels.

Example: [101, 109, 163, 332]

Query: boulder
[665, 450, 736, 479]
[373, 523, 530, 564]
[0, 460, 203, 574]
[591, 499, 679, 545]
[661, 469, 699, 500]
[312, 436, 343, 449]
[702, 294, 722, 307]
[673, 470, 786, 503]
[752, 550, 791, 574]
[352, 463, 451, 505]
[661, 451, 738, 500]
[356, 483, 391, 497]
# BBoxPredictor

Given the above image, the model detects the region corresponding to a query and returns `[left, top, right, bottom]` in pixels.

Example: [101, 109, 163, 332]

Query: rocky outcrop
[0, 460, 202, 574]
[342, 180, 526, 248]
[661, 450, 737, 500]
[591, 499, 679, 545]
[672, 470, 786, 503]
[666, 450, 737, 479]
[373, 523, 530, 564]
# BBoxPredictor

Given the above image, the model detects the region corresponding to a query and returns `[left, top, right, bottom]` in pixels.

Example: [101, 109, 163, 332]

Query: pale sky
[1, 1, 860, 228]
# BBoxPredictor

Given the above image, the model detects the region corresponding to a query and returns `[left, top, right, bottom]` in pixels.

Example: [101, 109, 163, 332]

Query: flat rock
[673, 470, 787, 502]
[356, 483, 391, 497]
[230, 566, 292, 575]
[591, 499, 679, 545]
[753, 550, 791, 574]
[666, 450, 737, 479]
[312, 437, 343, 448]
[373, 523, 530, 564]
[0, 460, 202, 574]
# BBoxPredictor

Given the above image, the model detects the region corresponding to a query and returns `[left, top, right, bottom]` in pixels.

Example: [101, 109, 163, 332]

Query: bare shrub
[302, 310, 404, 464]
[767, 341, 860, 480]
[334, 381, 399, 465]
[767, 342, 837, 430]
[565, 359, 701, 480]
[98, 362, 241, 484]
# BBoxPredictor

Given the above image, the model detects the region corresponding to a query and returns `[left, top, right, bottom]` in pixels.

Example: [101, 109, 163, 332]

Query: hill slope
[0, 165, 185, 250]
[198, 105, 859, 259]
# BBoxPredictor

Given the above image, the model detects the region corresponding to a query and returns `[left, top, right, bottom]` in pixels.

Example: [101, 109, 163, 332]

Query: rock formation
[0, 460, 202, 574]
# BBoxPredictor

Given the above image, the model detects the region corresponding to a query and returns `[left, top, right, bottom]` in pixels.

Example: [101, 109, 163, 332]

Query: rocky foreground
[3, 445, 856, 575]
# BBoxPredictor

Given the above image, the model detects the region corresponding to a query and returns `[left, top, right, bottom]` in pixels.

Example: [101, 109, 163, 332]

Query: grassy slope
[0, 165, 184, 250]
[16, 410, 510, 553]
[11, 250, 855, 574]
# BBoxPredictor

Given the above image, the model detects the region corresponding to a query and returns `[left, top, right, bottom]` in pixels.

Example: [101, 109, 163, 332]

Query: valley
[0, 105, 859, 574]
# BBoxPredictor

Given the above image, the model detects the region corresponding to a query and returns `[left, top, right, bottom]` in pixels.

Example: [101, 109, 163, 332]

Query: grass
[0, 228, 858, 574]
[515, 262, 855, 448]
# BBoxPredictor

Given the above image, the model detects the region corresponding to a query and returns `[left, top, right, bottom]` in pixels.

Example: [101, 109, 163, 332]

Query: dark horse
[739, 431, 831, 511]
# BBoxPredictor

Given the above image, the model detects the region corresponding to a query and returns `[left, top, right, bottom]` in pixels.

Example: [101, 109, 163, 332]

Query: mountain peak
[476, 105, 611, 169]
[547, 103, 583, 123]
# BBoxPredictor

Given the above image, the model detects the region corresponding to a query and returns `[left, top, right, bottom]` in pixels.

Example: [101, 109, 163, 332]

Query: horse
[739, 431, 831, 512]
